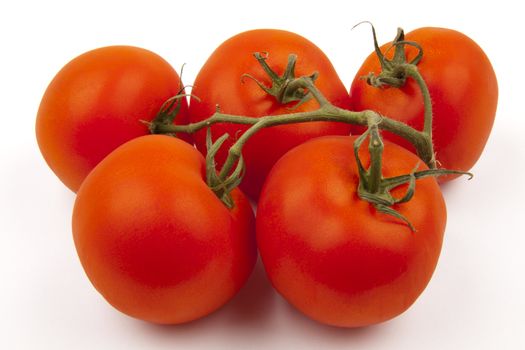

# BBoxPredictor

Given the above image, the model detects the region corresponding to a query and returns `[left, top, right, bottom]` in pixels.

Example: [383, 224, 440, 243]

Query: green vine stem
[204, 128, 246, 208]
[149, 28, 471, 229]
[404, 64, 433, 139]
[155, 75, 435, 174]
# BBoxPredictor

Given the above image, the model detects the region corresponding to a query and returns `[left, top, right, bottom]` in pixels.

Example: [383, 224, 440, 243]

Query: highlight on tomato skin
[72, 135, 256, 324]
[188, 28, 353, 200]
[256, 135, 446, 327]
[349, 27, 498, 181]
[36, 45, 191, 193]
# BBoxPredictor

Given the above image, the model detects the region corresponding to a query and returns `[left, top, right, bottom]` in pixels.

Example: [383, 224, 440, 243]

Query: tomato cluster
[36, 27, 497, 327]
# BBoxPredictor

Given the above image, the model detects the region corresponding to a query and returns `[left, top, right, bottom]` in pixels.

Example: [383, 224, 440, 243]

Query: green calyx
[143, 65, 196, 136]
[358, 22, 423, 89]
[143, 92, 195, 136]
[242, 52, 318, 108]
[354, 120, 472, 232]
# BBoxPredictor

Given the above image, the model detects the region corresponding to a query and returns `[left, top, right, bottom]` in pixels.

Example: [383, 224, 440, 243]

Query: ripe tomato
[350, 27, 498, 180]
[189, 29, 352, 199]
[72, 135, 256, 324]
[36, 46, 190, 192]
[256, 136, 446, 327]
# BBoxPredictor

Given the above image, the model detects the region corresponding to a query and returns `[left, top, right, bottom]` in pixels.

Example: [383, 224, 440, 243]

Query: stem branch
[404, 64, 436, 168]
[158, 80, 435, 169]
[367, 124, 384, 193]
[404, 64, 433, 137]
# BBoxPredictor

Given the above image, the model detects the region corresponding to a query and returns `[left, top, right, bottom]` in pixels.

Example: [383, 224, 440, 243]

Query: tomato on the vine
[36, 46, 190, 192]
[72, 135, 256, 324]
[350, 27, 498, 180]
[189, 29, 352, 199]
[256, 136, 446, 327]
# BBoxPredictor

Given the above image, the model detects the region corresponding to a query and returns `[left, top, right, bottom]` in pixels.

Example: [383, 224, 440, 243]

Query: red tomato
[36, 46, 190, 192]
[189, 29, 352, 199]
[256, 136, 446, 327]
[72, 135, 256, 324]
[350, 27, 498, 181]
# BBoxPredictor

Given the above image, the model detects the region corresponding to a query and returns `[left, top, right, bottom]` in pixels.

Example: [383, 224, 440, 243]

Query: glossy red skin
[256, 136, 446, 327]
[350, 27, 498, 181]
[36, 46, 190, 192]
[73, 135, 256, 324]
[189, 29, 352, 199]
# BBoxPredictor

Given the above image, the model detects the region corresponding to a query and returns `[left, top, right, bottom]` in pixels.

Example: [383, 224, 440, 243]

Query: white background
[1, 1, 524, 349]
